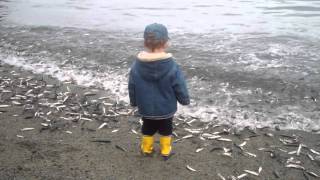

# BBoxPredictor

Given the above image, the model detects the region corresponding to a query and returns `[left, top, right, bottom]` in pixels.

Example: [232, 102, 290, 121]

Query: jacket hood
[137, 51, 172, 62]
[135, 52, 174, 81]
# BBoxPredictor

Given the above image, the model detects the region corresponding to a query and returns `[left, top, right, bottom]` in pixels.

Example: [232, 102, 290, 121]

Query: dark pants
[141, 117, 173, 136]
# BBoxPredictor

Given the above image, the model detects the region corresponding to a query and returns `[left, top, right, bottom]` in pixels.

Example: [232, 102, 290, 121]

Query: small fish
[244, 170, 259, 176]
[306, 171, 319, 178]
[184, 128, 202, 134]
[239, 141, 247, 147]
[2, 90, 12, 93]
[84, 92, 96, 96]
[217, 173, 226, 180]
[309, 148, 320, 155]
[234, 143, 244, 151]
[0, 105, 11, 108]
[98, 122, 108, 130]
[217, 138, 232, 142]
[12, 101, 22, 105]
[264, 133, 274, 137]
[196, 148, 204, 153]
[172, 132, 178, 137]
[16, 135, 24, 138]
[258, 166, 262, 174]
[102, 106, 106, 115]
[288, 150, 297, 155]
[285, 164, 305, 170]
[25, 89, 33, 95]
[237, 173, 248, 179]
[115, 145, 127, 152]
[63, 96, 69, 103]
[111, 129, 119, 133]
[186, 165, 197, 172]
[65, 131, 72, 134]
[182, 134, 193, 139]
[41, 123, 49, 127]
[187, 119, 196, 125]
[80, 117, 93, 121]
[98, 97, 109, 100]
[307, 153, 314, 161]
[60, 117, 74, 121]
[21, 128, 35, 131]
[103, 102, 113, 106]
[131, 129, 138, 135]
[297, 144, 302, 156]
[222, 152, 232, 157]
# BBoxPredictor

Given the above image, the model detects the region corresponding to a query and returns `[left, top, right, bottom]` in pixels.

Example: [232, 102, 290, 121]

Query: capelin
[21, 127, 35, 131]
[244, 170, 259, 176]
[186, 165, 197, 172]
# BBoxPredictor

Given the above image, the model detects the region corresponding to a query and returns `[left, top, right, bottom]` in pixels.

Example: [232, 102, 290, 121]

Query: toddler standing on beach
[128, 23, 190, 157]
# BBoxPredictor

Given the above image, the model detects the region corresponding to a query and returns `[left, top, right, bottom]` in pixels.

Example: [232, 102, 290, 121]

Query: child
[128, 23, 190, 157]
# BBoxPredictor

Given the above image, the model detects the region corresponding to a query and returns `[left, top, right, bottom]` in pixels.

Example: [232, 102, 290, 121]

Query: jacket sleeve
[172, 66, 190, 105]
[128, 69, 137, 107]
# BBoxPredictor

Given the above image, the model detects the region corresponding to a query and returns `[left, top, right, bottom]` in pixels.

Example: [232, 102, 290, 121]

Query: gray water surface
[0, 0, 319, 130]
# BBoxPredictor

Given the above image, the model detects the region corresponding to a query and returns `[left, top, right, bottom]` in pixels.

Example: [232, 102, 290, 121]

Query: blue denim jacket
[128, 53, 190, 119]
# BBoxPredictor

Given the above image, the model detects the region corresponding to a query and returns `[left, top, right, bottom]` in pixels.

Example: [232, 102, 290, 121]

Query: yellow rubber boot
[160, 136, 172, 156]
[141, 135, 154, 155]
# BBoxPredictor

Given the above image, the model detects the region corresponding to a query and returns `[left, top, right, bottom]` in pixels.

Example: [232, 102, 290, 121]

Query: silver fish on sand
[131, 129, 138, 135]
[296, 144, 302, 156]
[111, 129, 119, 133]
[237, 173, 248, 179]
[186, 165, 197, 172]
[244, 170, 259, 176]
[98, 122, 108, 130]
[217, 173, 226, 180]
[21, 128, 35, 131]
[196, 148, 204, 153]
[285, 164, 305, 170]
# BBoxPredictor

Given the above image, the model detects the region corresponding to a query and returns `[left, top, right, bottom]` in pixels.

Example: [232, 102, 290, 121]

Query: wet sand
[0, 63, 320, 180]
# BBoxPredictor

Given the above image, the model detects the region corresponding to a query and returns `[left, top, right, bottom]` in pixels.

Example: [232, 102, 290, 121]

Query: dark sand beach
[1, 63, 319, 180]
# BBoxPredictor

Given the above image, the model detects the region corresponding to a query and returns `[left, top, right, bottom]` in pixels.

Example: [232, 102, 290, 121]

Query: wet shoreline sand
[0, 63, 320, 179]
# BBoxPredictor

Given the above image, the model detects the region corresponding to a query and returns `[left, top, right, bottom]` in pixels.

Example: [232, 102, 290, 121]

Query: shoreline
[0, 62, 320, 179]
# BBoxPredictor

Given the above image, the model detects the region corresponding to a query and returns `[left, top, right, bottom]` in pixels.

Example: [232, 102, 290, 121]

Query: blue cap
[144, 23, 169, 41]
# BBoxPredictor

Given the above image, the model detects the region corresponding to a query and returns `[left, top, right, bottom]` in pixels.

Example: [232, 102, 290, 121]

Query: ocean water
[0, 0, 319, 131]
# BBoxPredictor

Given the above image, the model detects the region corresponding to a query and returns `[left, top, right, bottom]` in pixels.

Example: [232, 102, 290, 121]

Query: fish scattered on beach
[115, 145, 127, 152]
[196, 148, 204, 153]
[97, 122, 108, 130]
[243, 151, 257, 158]
[131, 129, 138, 135]
[285, 164, 305, 170]
[111, 129, 119, 133]
[217, 173, 226, 180]
[237, 173, 248, 179]
[305, 171, 319, 178]
[21, 128, 35, 131]
[309, 149, 320, 155]
[217, 138, 232, 142]
[186, 165, 197, 172]
[244, 170, 259, 176]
